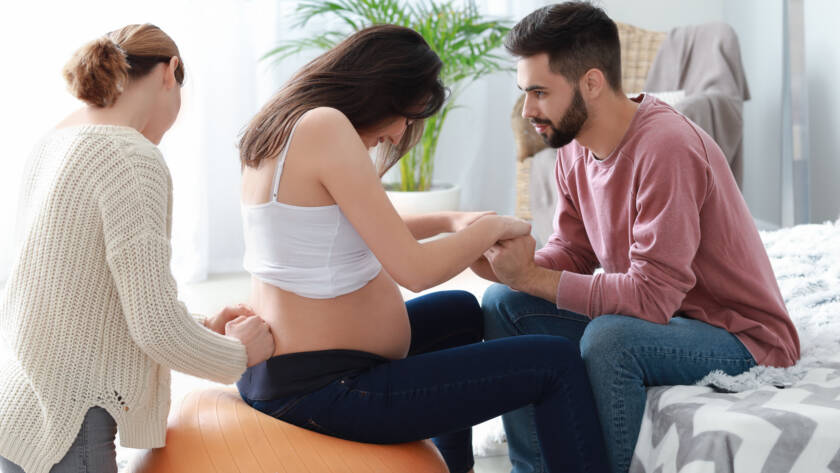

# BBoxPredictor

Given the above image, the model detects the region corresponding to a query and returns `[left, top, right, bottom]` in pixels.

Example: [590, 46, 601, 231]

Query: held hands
[445, 212, 533, 285]
[446, 211, 530, 240]
[490, 215, 532, 241]
[484, 234, 538, 290]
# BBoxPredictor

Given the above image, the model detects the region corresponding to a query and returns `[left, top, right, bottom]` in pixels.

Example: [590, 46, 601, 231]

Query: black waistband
[236, 349, 389, 401]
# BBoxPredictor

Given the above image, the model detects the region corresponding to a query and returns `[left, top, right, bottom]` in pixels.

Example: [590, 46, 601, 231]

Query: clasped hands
[455, 211, 537, 290]
[483, 233, 538, 290]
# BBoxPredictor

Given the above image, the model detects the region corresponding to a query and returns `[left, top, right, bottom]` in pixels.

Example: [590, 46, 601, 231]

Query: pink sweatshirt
[534, 94, 799, 367]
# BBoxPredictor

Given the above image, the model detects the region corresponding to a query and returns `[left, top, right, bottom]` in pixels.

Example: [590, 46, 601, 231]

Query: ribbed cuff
[555, 271, 595, 317]
[0, 442, 53, 473]
[190, 313, 207, 328]
[118, 407, 167, 449]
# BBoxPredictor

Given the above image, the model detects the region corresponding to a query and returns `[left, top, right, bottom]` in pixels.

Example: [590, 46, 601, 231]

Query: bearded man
[474, 3, 799, 473]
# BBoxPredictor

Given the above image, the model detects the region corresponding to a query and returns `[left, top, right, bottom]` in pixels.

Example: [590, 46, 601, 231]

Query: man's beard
[532, 87, 588, 148]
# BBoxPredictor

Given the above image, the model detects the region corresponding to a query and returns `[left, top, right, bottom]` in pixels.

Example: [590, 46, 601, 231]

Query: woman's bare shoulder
[293, 107, 366, 158]
[299, 107, 354, 130]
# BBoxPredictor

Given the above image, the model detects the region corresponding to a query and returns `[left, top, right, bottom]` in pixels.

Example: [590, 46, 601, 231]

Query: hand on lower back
[225, 315, 275, 367]
[206, 304, 255, 335]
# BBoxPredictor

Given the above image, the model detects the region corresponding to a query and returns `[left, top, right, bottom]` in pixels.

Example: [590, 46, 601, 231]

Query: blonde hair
[62, 24, 185, 108]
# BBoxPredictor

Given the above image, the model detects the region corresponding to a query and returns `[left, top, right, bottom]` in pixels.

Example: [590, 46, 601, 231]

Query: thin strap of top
[271, 115, 306, 200]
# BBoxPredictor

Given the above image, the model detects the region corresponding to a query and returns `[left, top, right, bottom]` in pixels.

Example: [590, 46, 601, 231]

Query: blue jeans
[0, 407, 117, 473]
[482, 284, 757, 473]
[241, 290, 608, 473]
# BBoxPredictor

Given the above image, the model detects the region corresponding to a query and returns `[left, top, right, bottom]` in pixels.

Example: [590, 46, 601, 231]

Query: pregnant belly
[252, 270, 412, 360]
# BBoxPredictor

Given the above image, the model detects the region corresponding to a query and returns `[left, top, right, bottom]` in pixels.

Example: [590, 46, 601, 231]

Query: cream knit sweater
[0, 125, 248, 473]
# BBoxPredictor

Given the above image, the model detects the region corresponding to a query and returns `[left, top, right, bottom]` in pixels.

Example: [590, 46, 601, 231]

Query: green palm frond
[260, 31, 346, 62]
[265, 0, 513, 191]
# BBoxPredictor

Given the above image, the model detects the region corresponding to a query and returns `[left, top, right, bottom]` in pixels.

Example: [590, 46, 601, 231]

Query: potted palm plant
[264, 0, 511, 213]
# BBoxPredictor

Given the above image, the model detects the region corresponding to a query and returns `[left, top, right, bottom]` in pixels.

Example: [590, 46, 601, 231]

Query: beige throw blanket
[645, 22, 750, 188]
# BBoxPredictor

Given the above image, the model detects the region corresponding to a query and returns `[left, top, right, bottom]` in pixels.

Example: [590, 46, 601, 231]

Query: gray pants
[0, 407, 117, 473]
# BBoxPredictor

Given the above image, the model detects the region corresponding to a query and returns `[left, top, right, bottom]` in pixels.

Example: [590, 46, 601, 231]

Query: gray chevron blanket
[631, 220, 840, 472]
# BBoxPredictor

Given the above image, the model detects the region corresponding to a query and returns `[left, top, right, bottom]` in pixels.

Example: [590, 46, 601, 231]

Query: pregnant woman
[236, 24, 608, 473]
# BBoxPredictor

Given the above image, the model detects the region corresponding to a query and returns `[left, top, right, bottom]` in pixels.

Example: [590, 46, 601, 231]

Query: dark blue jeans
[241, 290, 608, 473]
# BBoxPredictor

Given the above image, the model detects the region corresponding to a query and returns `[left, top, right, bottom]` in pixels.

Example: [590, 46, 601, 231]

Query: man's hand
[484, 235, 538, 290]
[485, 235, 563, 303]
[205, 304, 255, 335]
[469, 255, 500, 283]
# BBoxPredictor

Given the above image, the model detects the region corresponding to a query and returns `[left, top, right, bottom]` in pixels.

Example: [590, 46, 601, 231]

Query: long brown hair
[63, 24, 185, 108]
[239, 24, 447, 175]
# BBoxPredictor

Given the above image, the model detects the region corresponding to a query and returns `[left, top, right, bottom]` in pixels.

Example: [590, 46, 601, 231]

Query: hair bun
[62, 37, 129, 107]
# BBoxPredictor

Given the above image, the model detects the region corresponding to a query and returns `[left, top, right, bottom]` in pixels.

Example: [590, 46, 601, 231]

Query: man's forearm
[513, 265, 563, 304]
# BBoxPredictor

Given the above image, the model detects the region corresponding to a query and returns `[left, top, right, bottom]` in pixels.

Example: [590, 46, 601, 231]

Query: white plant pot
[385, 183, 461, 215]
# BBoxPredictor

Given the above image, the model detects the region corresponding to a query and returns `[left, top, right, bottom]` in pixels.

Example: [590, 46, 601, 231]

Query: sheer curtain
[0, 0, 292, 283]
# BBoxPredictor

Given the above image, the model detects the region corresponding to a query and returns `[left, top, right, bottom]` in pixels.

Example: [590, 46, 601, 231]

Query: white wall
[601, 0, 840, 226]
[599, 0, 725, 31]
[724, 1, 786, 227]
[723, 0, 840, 226]
[804, 0, 840, 223]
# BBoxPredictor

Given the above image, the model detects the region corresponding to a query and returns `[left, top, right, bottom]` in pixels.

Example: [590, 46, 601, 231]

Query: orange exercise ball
[129, 387, 449, 473]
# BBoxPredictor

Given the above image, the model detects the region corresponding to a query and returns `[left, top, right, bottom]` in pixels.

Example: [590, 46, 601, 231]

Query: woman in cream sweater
[0, 24, 274, 473]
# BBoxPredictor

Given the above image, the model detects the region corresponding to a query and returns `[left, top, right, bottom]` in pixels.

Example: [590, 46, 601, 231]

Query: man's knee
[579, 314, 638, 361]
[481, 283, 518, 314]
[481, 283, 522, 340]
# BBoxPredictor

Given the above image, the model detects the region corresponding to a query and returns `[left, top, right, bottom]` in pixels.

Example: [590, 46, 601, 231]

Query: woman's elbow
[385, 257, 432, 293]
[395, 274, 429, 293]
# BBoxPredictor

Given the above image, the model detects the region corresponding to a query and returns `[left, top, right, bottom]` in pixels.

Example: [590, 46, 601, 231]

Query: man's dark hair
[505, 2, 622, 91]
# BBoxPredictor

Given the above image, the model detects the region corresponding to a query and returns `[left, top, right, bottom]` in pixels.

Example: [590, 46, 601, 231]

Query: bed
[631, 221, 840, 473]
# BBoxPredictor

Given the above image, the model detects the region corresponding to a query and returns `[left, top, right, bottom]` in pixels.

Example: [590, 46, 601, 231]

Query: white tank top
[241, 116, 382, 299]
